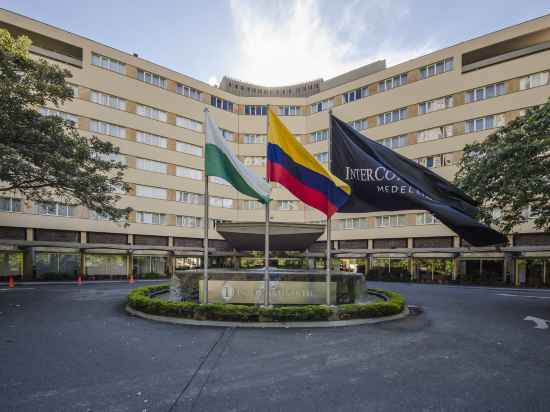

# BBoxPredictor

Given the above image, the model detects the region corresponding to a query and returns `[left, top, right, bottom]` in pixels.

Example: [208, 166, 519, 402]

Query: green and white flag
[205, 110, 271, 203]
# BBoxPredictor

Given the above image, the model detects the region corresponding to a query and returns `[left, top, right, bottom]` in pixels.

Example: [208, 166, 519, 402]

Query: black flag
[330, 114, 507, 247]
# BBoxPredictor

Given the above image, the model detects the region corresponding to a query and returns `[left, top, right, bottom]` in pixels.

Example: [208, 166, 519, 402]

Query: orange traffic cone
[128, 274, 135, 284]
[8, 275, 15, 288]
[77, 275, 83, 286]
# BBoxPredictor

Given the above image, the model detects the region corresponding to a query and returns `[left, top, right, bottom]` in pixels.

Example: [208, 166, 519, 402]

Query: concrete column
[452, 256, 459, 281]
[409, 256, 415, 281]
[407, 238, 414, 249]
[168, 236, 174, 247]
[128, 234, 134, 245]
[80, 231, 87, 244]
[80, 251, 86, 277]
[126, 253, 132, 278]
[367, 239, 374, 249]
[503, 253, 514, 284]
[23, 248, 34, 281]
[26, 228, 34, 241]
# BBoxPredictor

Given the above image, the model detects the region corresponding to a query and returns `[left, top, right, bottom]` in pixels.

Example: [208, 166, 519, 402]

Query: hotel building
[1, 9, 549, 286]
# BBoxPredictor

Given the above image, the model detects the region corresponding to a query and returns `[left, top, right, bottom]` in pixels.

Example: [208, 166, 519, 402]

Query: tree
[0, 29, 131, 222]
[455, 100, 550, 234]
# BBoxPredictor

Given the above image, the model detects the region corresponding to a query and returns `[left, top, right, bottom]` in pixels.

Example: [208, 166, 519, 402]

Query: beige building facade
[1, 9, 549, 286]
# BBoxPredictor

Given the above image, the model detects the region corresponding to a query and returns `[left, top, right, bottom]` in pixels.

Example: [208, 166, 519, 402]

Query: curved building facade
[1, 9, 550, 285]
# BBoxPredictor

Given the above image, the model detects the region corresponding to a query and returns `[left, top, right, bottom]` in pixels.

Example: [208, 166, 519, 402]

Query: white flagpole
[326, 109, 333, 306]
[203, 108, 209, 304]
[264, 105, 271, 306]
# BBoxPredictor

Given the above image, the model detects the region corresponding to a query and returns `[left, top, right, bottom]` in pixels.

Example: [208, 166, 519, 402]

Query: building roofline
[2, 7, 550, 97]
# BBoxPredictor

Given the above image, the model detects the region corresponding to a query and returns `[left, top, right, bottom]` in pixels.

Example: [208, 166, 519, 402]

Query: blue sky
[3, 0, 550, 86]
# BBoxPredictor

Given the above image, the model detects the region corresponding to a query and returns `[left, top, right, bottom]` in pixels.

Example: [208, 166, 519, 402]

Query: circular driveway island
[1, 281, 549, 411]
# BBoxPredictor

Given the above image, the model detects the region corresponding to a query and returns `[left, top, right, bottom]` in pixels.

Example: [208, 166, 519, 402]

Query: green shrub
[127, 285, 406, 323]
[194, 303, 259, 322]
[259, 305, 334, 322]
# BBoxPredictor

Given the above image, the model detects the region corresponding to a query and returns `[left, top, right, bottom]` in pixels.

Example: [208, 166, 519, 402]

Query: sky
[3, 0, 550, 87]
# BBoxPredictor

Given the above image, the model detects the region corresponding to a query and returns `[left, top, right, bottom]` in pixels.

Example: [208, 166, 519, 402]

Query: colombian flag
[267, 109, 351, 217]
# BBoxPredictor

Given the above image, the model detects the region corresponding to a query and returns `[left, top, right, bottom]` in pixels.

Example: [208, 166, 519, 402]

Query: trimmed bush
[127, 284, 406, 323]
[259, 305, 334, 322]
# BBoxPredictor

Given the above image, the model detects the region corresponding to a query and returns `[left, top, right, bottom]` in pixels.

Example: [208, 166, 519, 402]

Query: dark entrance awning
[216, 222, 325, 251]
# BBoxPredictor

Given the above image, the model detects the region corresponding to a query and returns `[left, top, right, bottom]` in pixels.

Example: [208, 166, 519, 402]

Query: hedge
[127, 284, 406, 323]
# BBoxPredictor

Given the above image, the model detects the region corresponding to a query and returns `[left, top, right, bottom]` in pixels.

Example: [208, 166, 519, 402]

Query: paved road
[1, 281, 550, 412]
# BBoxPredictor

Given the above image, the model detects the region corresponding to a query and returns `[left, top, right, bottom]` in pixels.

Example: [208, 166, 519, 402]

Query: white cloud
[227, 0, 438, 86]
[207, 76, 218, 86]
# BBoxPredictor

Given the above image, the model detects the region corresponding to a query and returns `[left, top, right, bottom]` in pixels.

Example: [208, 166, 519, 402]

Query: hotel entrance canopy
[215, 222, 325, 251]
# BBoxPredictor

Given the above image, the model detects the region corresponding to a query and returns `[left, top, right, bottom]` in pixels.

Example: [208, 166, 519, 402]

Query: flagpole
[264, 105, 271, 306]
[203, 108, 209, 304]
[326, 109, 333, 306]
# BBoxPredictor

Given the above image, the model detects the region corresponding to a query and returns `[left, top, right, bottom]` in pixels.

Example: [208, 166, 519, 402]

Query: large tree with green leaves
[455, 100, 550, 234]
[0, 29, 131, 222]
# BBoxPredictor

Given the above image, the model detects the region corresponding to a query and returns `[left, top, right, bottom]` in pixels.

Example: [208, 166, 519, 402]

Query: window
[465, 115, 505, 133]
[311, 98, 334, 113]
[136, 131, 167, 148]
[211, 96, 234, 112]
[375, 214, 406, 227]
[176, 141, 202, 156]
[176, 115, 202, 132]
[278, 106, 300, 116]
[380, 135, 408, 149]
[176, 84, 201, 101]
[136, 104, 167, 122]
[92, 152, 127, 165]
[378, 73, 407, 92]
[176, 166, 203, 180]
[136, 158, 167, 174]
[418, 96, 453, 114]
[176, 191, 203, 204]
[0, 197, 21, 212]
[209, 196, 233, 209]
[310, 129, 328, 143]
[135, 185, 167, 200]
[89, 210, 112, 221]
[68, 84, 79, 98]
[349, 118, 368, 131]
[177, 215, 202, 228]
[35, 202, 75, 217]
[137, 69, 167, 88]
[341, 217, 368, 230]
[243, 134, 266, 144]
[520, 71, 549, 90]
[417, 125, 453, 143]
[38, 107, 78, 126]
[465, 82, 506, 103]
[344, 87, 368, 103]
[220, 129, 234, 142]
[416, 213, 439, 225]
[91, 91, 127, 110]
[209, 176, 230, 185]
[136, 211, 165, 225]
[89, 120, 126, 138]
[378, 108, 408, 125]
[416, 155, 442, 169]
[314, 152, 328, 164]
[91, 53, 125, 74]
[210, 218, 229, 229]
[242, 200, 263, 210]
[419, 58, 453, 79]
[279, 200, 299, 210]
[244, 105, 267, 116]
[243, 157, 265, 166]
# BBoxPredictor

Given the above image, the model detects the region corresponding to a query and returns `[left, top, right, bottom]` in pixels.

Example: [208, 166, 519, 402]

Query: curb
[125, 305, 410, 329]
